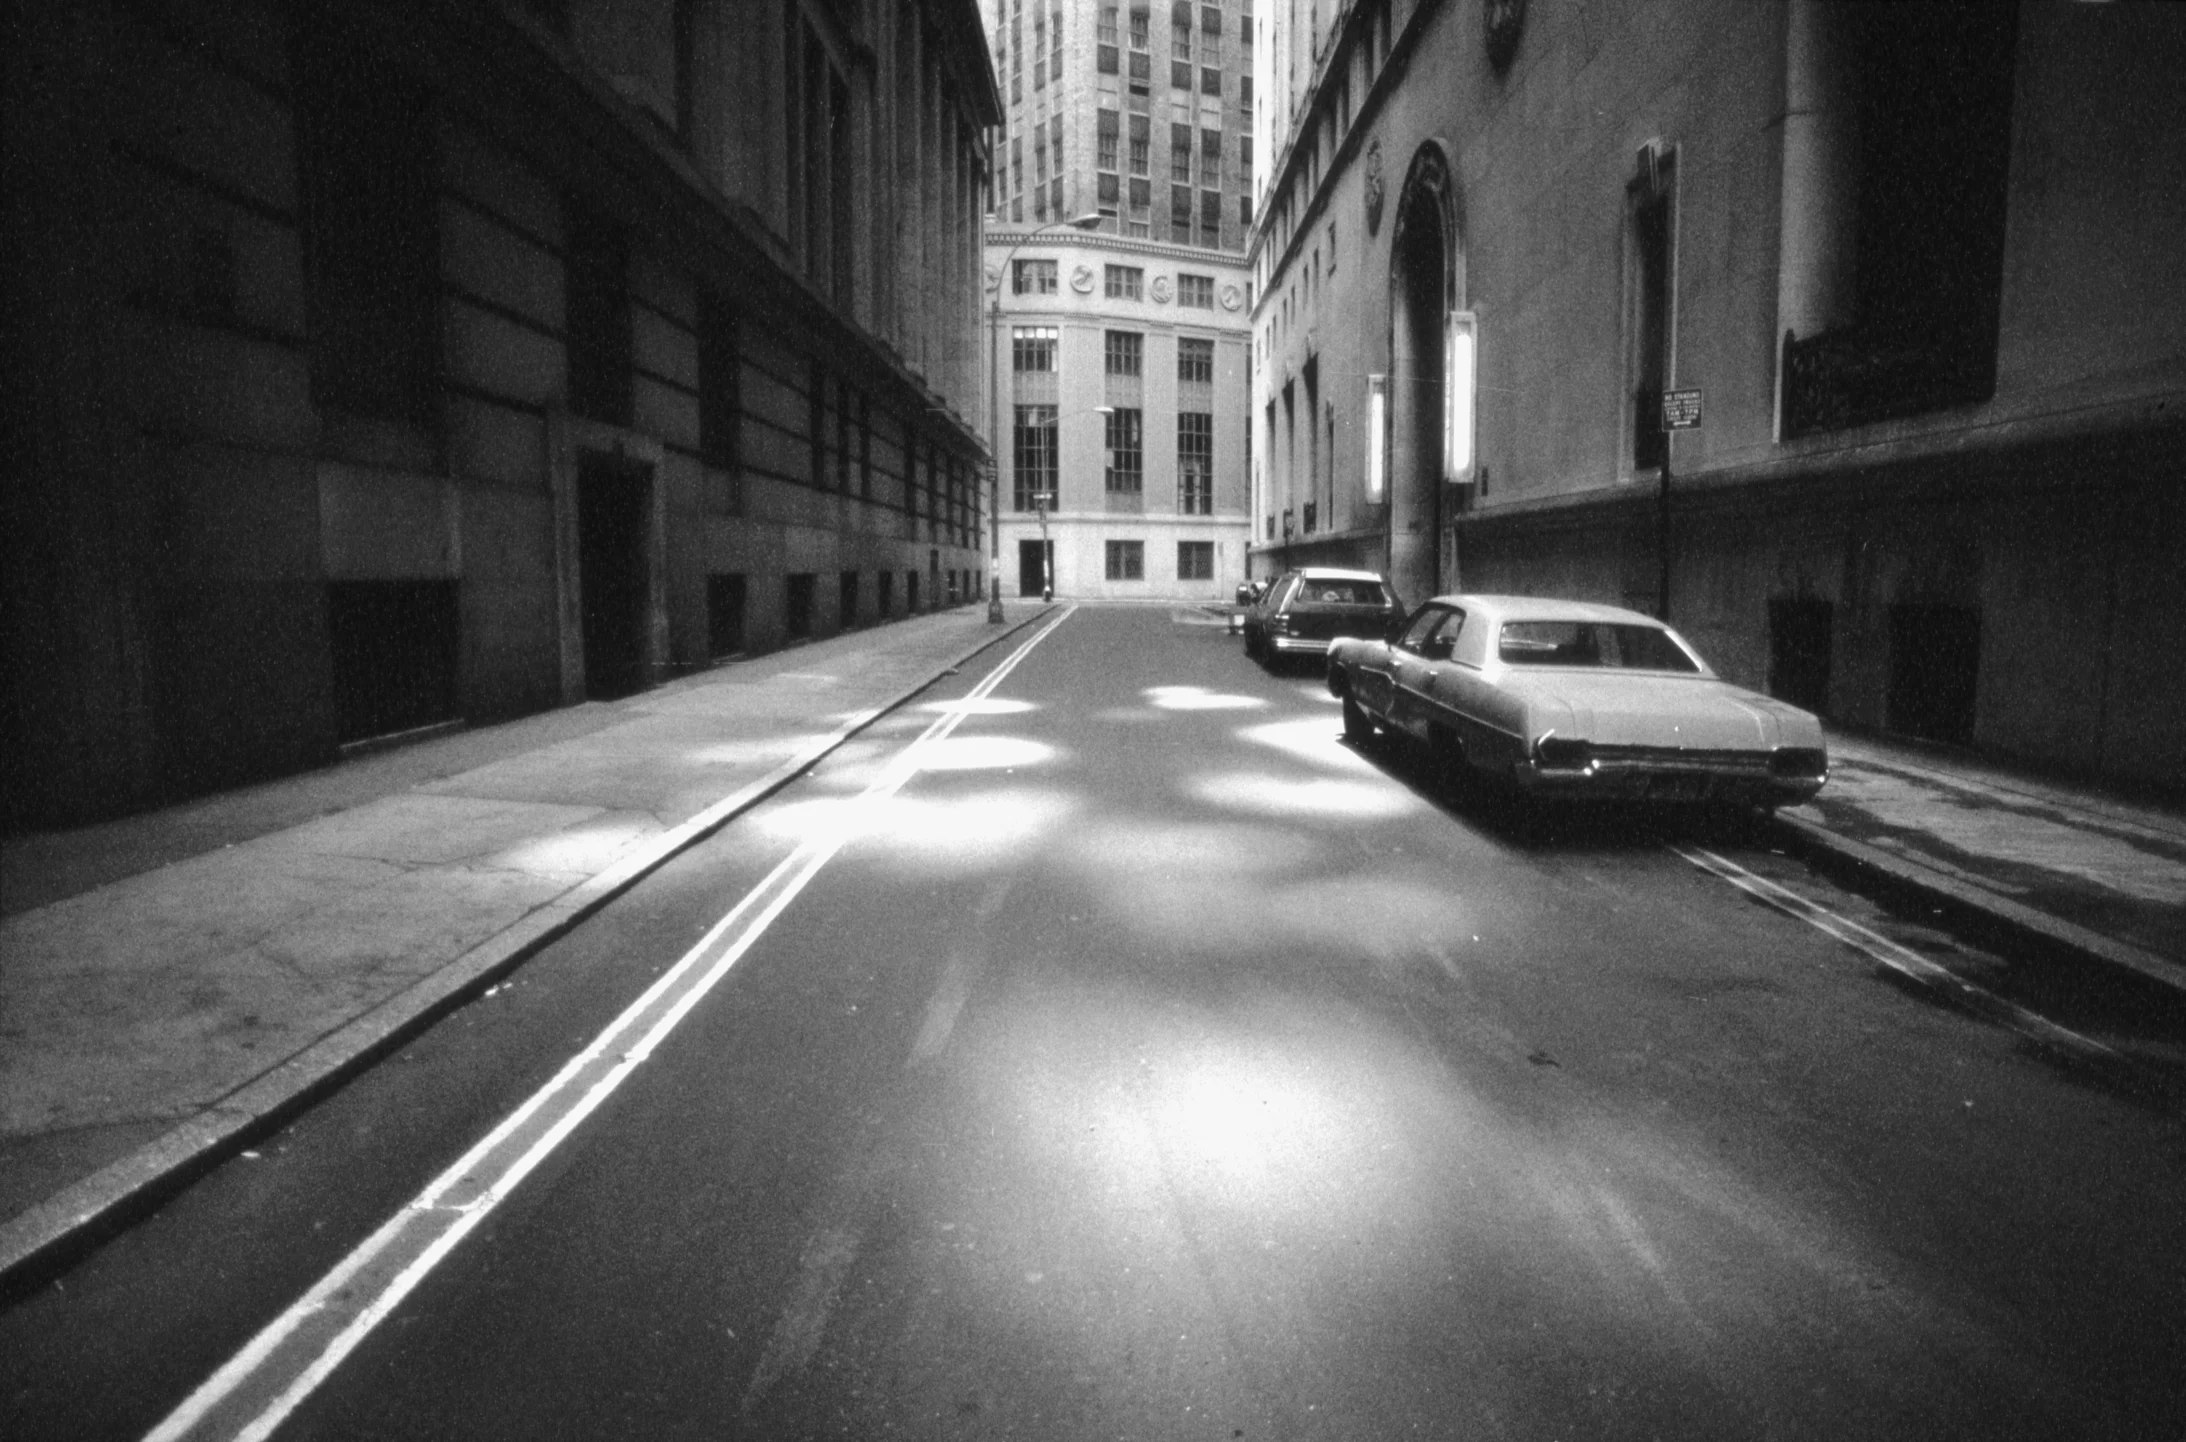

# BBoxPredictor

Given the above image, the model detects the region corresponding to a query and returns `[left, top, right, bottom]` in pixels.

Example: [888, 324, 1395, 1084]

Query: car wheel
[1342, 691, 1374, 742]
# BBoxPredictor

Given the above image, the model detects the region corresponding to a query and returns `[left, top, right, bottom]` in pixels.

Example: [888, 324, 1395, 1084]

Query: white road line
[1669, 844, 2120, 1062]
[144, 607, 1076, 1442]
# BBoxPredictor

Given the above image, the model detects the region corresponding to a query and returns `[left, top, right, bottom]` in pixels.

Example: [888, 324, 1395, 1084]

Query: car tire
[1342, 691, 1374, 742]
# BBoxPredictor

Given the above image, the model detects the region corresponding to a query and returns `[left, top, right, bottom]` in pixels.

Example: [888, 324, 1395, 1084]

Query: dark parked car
[1229, 577, 1270, 632]
[1242, 567, 1404, 666]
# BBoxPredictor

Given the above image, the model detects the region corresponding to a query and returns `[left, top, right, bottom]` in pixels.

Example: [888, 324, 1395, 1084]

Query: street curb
[0, 610, 1055, 1297]
[1770, 812, 2186, 999]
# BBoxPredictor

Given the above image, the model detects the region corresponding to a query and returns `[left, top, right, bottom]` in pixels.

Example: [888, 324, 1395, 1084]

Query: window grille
[1178, 412, 1213, 514]
[1104, 408, 1144, 491]
[1106, 539, 1145, 579]
[1012, 260, 1058, 296]
[1177, 337, 1213, 385]
[1177, 272, 1214, 307]
[1012, 325, 1057, 370]
[1105, 265, 1144, 300]
[1104, 330, 1143, 376]
[1013, 404, 1057, 509]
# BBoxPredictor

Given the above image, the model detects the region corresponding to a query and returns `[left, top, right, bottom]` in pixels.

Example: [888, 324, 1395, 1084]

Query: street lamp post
[987, 213, 1104, 623]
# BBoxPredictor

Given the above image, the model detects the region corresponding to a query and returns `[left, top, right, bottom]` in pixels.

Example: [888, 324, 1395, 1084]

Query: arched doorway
[1387, 145, 1463, 607]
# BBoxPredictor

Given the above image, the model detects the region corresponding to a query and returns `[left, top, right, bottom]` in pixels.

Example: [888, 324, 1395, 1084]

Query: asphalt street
[4, 606, 2183, 1441]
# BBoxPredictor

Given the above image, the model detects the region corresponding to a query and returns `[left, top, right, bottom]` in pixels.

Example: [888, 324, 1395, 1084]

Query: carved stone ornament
[1070, 263, 1096, 293]
[1219, 284, 1243, 311]
[984, 263, 1001, 292]
[1363, 138, 1385, 236]
[1151, 274, 1173, 304]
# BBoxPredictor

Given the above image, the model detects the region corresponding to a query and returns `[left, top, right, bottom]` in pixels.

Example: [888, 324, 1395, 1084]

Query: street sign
[1661, 388, 1703, 429]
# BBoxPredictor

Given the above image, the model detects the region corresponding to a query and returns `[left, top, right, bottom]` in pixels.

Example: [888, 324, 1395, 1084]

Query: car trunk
[1508, 674, 1792, 750]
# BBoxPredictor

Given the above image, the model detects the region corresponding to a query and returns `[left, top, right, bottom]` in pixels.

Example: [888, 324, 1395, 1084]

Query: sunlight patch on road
[845, 788, 1081, 870]
[1235, 717, 1380, 771]
[1143, 685, 1269, 711]
[916, 696, 1038, 717]
[1188, 769, 1420, 820]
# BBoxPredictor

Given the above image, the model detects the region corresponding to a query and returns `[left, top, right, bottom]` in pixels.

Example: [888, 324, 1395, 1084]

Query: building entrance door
[1018, 539, 1047, 597]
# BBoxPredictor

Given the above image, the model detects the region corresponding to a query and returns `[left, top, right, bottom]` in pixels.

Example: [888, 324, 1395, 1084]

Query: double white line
[146, 608, 1074, 1442]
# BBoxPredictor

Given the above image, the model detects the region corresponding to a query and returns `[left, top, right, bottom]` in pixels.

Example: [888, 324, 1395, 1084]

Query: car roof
[1425, 594, 1672, 627]
[1286, 567, 1389, 582]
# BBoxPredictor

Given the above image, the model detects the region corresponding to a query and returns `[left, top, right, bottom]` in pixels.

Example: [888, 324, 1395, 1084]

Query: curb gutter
[1770, 812, 2186, 999]
[0, 612, 1052, 1295]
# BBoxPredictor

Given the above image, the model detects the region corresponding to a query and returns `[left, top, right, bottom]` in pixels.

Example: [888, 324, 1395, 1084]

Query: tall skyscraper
[982, 0, 1258, 600]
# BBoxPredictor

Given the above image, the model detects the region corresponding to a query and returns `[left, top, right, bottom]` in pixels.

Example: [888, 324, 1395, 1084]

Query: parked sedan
[1242, 567, 1404, 666]
[1327, 594, 1828, 808]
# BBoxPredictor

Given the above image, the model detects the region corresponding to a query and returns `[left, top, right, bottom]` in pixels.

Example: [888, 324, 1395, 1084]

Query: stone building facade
[981, 0, 1258, 600]
[986, 230, 1253, 600]
[2, 0, 999, 827]
[1248, 0, 2186, 792]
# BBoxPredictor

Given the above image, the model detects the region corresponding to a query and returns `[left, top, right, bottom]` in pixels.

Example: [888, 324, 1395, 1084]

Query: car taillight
[1270, 614, 1292, 635]
[1769, 747, 1827, 779]
[1534, 736, 1592, 769]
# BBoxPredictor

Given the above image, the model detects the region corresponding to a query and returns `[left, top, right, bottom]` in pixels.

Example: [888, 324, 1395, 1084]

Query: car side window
[1396, 606, 1445, 654]
[1266, 577, 1297, 609]
[1428, 608, 1468, 659]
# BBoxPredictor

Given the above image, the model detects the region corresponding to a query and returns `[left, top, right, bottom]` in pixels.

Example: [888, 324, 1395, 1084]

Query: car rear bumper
[1270, 635, 1334, 655]
[1513, 755, 1827, 806]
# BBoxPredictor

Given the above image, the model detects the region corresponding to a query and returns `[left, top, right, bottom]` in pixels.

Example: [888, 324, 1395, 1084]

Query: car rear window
[1295, 580, 1390, 606]
[1497, 621, 1701, 672]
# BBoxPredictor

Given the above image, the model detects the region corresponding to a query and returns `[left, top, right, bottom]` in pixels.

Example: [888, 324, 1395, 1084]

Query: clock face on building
[1485, 0, 1525, 73]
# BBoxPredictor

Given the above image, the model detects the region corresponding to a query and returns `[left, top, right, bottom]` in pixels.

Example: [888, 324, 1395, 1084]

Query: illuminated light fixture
[1444, 311, 1477, 484]
[1365, 373, 1388, 503]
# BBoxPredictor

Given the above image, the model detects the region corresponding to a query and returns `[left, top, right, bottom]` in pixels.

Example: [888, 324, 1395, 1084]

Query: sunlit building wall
[980, 0, 1258, 600]
[2, 0, 1000, 827]
[985, 232, 1253, 599]
[1248, 0, 2186, 790]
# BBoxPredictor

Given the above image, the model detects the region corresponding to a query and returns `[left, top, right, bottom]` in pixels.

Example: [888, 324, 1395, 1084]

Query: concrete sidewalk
[0, 605, 1048, 1283]
[1779, 731, 2186, 995]
[5, 607, 2184, 1289]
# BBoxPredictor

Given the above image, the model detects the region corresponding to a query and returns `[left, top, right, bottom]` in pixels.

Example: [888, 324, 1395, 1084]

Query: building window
[1097, 109, 1120, 168]
[1129, 3, 1148, 48]
[1177, 336, 1213, 385]
[290, 12, 440, 426]
[1104, 330, 1143, 376]
[565, 206, 632, 427]
[1013, 259, 1058, 295]
[1171, 122, 1193, 179]
[1012, 324, 1058, 371]
[1171, 2, 1191, 58]
[1200, 189, 1221, 244]
[1106, 539, 1145, 580]
[1105, 264, 1144, 299]
[1178, 411, 1213, 514]
[1104, 408, 1144, 491]
[1171, 183, 1193, 235]
[1014, 404, 1058, 508]
[1780, 6, 2018, 437]
[1200, 65, 1220, 96]
[1177, 272, 1214, 308]
[1177, 540, 1214, 580]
